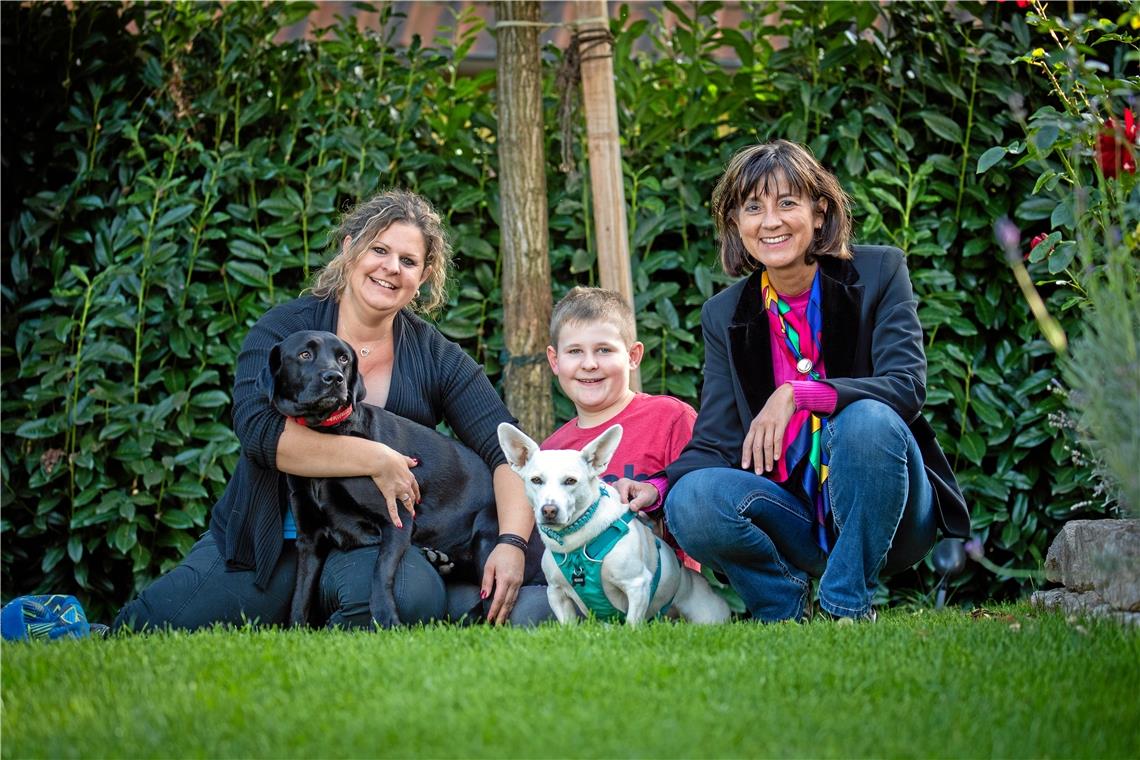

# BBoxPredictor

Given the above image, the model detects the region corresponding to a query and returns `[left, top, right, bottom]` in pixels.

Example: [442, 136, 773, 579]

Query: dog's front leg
[546, 584, 581, 625]
[369, 510, 413, 629]
[291, 534, 326, 627]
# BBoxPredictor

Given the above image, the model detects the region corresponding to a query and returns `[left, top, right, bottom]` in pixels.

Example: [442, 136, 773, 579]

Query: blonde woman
[116, 190, 547, 630]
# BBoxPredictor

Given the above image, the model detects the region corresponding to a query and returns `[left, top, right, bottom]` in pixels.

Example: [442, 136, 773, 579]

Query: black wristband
[497, 533, 529, 552]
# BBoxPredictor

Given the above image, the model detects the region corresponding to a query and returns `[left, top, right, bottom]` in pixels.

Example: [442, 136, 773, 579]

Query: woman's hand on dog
[369, 443, 421, 528]
[481, 544, 525, 625]
[615, 478, 659, 512]
[741, 383, 796, 475]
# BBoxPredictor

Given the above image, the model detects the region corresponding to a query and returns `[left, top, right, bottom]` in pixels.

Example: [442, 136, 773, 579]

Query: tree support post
[575, 0, 640, 391]
[495, 0, 555, 438]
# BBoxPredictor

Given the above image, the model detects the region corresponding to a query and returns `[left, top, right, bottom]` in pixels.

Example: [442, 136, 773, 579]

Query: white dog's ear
[498, 423, 540, 471]
[580, 424, 623, 477]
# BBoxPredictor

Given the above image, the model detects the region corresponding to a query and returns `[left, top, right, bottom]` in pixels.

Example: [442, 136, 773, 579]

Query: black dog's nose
[320, 370, 345, 386]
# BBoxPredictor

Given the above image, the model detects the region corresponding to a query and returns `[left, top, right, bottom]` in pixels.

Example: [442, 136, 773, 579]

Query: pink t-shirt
[542, 393, 696, 503]
[541, 393, 700, 571]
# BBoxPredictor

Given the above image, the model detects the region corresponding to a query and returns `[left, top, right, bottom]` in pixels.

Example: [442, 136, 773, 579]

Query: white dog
[498, 423, 731, 626]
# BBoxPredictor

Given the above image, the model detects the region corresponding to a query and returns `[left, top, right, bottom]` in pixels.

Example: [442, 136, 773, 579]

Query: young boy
[541, 287, 698, 567]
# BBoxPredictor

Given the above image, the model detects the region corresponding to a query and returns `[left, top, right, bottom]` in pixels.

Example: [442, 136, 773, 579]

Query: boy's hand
[615, 478, 659, 512]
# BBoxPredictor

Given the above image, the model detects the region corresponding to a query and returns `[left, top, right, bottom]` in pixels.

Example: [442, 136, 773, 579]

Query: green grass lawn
[2, 605, 1137, 759]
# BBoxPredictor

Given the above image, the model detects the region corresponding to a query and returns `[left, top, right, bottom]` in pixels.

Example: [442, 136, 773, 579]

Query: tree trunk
[495, 0, 555, 439]
[575, 0, 640, 390]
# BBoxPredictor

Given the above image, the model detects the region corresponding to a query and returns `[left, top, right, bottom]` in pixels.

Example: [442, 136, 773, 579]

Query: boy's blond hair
[549, 287, 637, 348]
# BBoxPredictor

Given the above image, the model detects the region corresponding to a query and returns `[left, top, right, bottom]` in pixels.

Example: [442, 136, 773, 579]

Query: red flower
[1098, 107, 1137, 178]
[1015, 0, 1030, 7]
[1027, 232, 1049, 260]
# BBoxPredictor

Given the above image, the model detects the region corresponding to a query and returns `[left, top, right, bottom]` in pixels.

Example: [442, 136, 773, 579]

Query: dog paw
[422, 547, 455, 576]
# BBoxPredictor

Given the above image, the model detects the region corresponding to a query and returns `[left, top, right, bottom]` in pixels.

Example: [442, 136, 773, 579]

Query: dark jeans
[113, 532, 552, 631]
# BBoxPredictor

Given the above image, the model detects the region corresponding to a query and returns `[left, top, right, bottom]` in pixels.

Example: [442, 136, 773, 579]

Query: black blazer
[667, 245, 970, 538]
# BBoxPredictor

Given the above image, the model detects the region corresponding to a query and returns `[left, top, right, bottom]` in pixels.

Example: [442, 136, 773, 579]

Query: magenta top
[768, 289, 838, 415]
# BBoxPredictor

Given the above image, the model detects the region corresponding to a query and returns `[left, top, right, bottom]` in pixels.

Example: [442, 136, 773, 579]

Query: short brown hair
[711, 140, 853, 277]
[549, 287, 637, 349]
[311, 189, 451, 314]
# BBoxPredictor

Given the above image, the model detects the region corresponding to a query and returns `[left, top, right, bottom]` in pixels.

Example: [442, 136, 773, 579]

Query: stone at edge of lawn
[1031, 518, 1140, 626]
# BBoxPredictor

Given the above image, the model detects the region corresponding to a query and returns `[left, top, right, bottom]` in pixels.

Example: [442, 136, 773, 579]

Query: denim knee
[321, 546, 446, 628]
[664, 470, 734, 558]
[830, 399, 908, 452]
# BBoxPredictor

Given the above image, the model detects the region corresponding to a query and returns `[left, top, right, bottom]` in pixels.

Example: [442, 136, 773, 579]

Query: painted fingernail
[480, 589, 488, 600]
[396, 520, 404, 529]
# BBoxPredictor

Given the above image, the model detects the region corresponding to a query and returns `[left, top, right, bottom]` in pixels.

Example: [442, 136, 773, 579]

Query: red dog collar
[289, 404, 353, 428]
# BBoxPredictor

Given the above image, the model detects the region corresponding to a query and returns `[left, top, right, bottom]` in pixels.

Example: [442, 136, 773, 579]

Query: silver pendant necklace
[359, 345, 372, 357]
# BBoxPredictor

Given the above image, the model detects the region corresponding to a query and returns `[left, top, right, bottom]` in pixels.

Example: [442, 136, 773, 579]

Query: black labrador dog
[265, 329, 509, 628]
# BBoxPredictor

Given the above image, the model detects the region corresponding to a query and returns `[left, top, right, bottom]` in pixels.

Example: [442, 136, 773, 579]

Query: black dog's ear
[260, 342, 283, 405]
[346, 345, 366, 405]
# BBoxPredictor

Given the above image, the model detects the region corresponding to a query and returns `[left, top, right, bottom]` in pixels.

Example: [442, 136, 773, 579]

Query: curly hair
[311, 189, 452, 314]
[711, 140, 854, 277]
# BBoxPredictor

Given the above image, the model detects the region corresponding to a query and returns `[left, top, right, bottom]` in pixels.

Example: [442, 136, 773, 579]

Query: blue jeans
[665, 399, 936, 622]
[113, 532, 553, 631]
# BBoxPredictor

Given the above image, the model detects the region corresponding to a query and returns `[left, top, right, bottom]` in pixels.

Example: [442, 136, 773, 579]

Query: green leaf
[1050, 199, 1075, 230]
[192, 423, 238, 443]
[919, 111, 963, 143]
[959, 432, 986, 465]
[156, 203, 197, 230]
[42, 546, 65, 573]
[16, 417, 62, 440]
[976, 146, 1006, 174]
[1032, 124, 1060, 154]
[191, 390, 231, 408]
[258, 196, 300, 218]
[1046, 241, 1077, 274]
[159, 508, 198, 528]
[112, 522, 138, 554]
[68, 534, 84, 563]
[225, 260, 269, 288]
[229, 239, 267, 260]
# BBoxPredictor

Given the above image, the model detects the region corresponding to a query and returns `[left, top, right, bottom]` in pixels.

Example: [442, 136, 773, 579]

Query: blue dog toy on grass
[1, 595, 90, 641]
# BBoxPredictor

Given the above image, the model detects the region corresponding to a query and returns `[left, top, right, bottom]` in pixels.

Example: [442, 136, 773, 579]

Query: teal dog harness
[541, 486, 671, 623]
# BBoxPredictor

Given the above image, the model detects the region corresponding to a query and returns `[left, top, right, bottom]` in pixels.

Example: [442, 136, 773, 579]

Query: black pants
[113, 533, 552, 631]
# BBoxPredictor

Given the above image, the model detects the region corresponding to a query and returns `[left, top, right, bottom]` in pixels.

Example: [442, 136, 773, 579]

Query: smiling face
[735, 172, 826, 291]
[546, 320, 643, 425]
[343, 222, 430, 317]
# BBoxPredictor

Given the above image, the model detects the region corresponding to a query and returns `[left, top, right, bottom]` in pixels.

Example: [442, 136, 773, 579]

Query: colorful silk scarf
[761, 270, 833, 552]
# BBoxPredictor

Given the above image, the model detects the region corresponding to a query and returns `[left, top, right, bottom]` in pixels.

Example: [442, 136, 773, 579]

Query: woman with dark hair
[664, 141, 969, 622]
[116, 189, 548, 630]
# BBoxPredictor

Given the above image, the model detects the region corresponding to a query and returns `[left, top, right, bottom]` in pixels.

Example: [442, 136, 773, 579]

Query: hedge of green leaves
[2, 1, 1123, 616]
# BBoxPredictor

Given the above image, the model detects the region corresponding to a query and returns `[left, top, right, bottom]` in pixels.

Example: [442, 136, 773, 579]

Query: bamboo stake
[575, 0, 640, 391]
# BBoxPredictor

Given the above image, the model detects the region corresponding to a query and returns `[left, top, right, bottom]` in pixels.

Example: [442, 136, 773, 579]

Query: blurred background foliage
[2, 0, 1135, 618]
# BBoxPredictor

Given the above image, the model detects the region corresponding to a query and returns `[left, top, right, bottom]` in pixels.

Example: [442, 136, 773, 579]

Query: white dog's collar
[538, 485, 610, 546]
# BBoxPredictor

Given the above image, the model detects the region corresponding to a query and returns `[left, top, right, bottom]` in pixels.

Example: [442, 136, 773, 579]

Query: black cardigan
[209, 296, 516, 589]
[667, 246, 970, 539]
